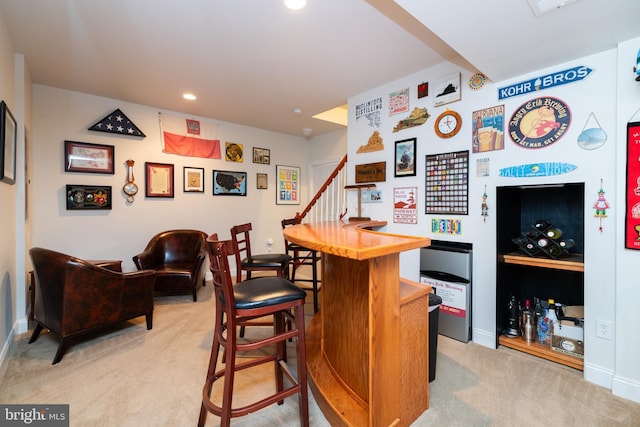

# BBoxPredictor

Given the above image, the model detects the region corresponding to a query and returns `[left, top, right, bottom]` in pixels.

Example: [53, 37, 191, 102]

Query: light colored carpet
[1, 282, 639, 426]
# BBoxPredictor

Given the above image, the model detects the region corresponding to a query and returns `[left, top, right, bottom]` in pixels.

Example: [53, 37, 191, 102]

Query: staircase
[296, 154, 348, 224]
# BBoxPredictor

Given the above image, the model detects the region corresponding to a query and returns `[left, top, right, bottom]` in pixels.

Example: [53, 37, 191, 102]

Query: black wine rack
[512, 220, 576, 259]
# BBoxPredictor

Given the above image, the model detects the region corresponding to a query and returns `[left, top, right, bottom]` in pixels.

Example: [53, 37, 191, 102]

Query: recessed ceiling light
[293, 108, 303, 114]
[284, 0, 306, 11]
[182, 93, 197, 101]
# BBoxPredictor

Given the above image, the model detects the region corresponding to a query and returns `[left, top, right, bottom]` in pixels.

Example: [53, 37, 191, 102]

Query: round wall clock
[435, 109, 462, 138]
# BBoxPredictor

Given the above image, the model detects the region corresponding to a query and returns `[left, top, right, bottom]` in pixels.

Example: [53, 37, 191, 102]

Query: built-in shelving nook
[496, 182, 585, 370]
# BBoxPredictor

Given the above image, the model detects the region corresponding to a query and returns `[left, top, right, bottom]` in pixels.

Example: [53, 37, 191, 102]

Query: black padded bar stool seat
[232, 276, 307, 310]
[240, 253, 291, 272]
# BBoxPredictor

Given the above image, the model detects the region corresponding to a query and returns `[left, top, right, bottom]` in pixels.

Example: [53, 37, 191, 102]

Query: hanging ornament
[593, 179, 610, 232]
[577, 112, 607, 150]
[481, 185, 489, 222]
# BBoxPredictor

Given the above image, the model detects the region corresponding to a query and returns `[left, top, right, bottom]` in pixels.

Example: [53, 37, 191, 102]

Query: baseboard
[584, 361, 613, 388]
[612, 373, 640, 403]
[471, 328, 496, 349]
[0, 322, 18, 380]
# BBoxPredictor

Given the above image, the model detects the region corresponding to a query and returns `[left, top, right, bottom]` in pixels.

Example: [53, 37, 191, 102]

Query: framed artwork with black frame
[183, 166, 204, 192]
[64, 140, 115, 174]
[66, 185, 112, 210]
[276, 165, 300, 205]
[394, 138, 416, 177]
[145, 162, 174, 198]
[0, 101, 17, 184]
[213, 170, 247, 196]
[252, 147, 270, 164]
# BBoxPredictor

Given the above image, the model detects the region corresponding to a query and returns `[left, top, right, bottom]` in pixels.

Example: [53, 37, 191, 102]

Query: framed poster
[394, 138, 416, 177]
[0, 101, 17, 184]
[64, 140, 114, 174]
[183, 166, 204, 192]
[276, 165, 300, 205]
[213, 170, 247, 196]
[625, 121, 640, 249]
[145, 162, 174, 198]
[425, 150, 469, 215]
[66, 185, 112, 210]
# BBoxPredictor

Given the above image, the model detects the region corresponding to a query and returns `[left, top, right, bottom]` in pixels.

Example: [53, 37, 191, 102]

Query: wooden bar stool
[230, 222, 291, 283]
[198, 234, 309, 427]
[281, 218, 321, 313]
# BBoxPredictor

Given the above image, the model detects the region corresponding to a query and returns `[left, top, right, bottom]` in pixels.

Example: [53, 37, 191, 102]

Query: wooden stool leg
[295, 304, 309, 427]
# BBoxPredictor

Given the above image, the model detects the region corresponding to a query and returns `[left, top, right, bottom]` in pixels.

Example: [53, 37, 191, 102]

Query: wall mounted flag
[88, 108, 146, 137]
[159, 113, 221, 159]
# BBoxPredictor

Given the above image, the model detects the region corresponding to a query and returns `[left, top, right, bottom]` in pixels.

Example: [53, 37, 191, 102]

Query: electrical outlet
[596, 319, 613, 340]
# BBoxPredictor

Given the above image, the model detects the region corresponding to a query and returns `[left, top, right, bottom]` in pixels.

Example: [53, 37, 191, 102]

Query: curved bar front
[283, 220, 431, 427]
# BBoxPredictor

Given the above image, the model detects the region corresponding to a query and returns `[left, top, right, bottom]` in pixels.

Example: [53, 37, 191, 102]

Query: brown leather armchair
[29, 247, 156, 364]
[132, 229, 208, 301]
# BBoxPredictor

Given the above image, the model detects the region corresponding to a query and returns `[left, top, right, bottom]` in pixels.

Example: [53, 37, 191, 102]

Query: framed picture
[213, 170, 247, 196]
[433, 72, 461, 107]
[183, 166, 204, 192]
[145, 162, 174, 198]
[276, 165, 300, 205]
[394, 138, 416, 177]
[253, 147, 270, 164]
[225, 142, 243, 162]
[257, 173, 268, 189]
[64, 140, 114, 174]
[66, 185, 112, 210]
[0, 101, 17, 184]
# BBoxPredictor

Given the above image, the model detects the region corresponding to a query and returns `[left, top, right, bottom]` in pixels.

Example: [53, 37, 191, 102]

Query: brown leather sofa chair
[29, 247, 156, 364]
[133, 229, 208, 301]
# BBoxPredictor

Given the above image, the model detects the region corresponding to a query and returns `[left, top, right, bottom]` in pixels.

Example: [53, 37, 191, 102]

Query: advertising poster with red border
[625, 122, 640, 249]
[393, 187, 417, 224]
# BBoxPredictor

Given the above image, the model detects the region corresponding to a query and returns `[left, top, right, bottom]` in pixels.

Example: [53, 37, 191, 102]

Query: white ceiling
[0, 0, 638, 138]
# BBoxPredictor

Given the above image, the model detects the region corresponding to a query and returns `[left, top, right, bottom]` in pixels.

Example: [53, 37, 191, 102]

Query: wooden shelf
[501, 252, 584, 272]
[499, 335, 583, 371]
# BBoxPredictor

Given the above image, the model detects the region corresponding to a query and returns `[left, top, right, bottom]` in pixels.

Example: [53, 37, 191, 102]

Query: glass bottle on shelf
[546, 298, 559, 346]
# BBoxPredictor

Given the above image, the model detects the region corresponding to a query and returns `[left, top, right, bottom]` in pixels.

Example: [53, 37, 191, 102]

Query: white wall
[0, 9, 17, 364]
[613, 36, 640, 403]
[31, 85, 334, 273]
[347, 44, 638, 401]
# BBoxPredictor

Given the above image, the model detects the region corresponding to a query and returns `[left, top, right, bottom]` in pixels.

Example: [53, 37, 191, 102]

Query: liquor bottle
[534, 220, 551, 231]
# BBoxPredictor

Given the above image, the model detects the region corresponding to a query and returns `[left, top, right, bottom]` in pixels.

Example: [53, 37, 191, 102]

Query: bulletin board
[425, 150, 469, 215]
[625, 121, 640, 249]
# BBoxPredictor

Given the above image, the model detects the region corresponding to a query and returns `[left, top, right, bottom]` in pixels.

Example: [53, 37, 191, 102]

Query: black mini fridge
[419, 240, 472, 343]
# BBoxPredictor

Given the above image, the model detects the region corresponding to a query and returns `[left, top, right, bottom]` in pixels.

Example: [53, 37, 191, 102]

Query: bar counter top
[282, 220, 430, 261]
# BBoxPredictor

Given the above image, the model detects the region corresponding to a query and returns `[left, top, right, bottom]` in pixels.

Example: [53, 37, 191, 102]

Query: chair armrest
[133, 249, 160, 270]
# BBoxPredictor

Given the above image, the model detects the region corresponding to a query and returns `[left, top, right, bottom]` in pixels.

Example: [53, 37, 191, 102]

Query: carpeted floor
[1, 281, 639, 426]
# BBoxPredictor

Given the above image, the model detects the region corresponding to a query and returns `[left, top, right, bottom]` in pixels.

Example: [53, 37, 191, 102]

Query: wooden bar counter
[283, 220, 431, 427]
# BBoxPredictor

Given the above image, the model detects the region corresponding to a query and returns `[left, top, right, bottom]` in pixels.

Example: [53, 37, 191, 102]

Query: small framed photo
[0, 100, 17, 184]
[183, 166, 204, 192]
[213, 170, 247, 196]
[145, 162, 174, 198]
[276, 165, 300, 205]
[66, 185, 112, 210]
[394, 138, 416, 177]
[433, 72, 461, 107]
[257, 173, 268, 189]
[253, 147, 270, 164]
[64, 140, 114, 174]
